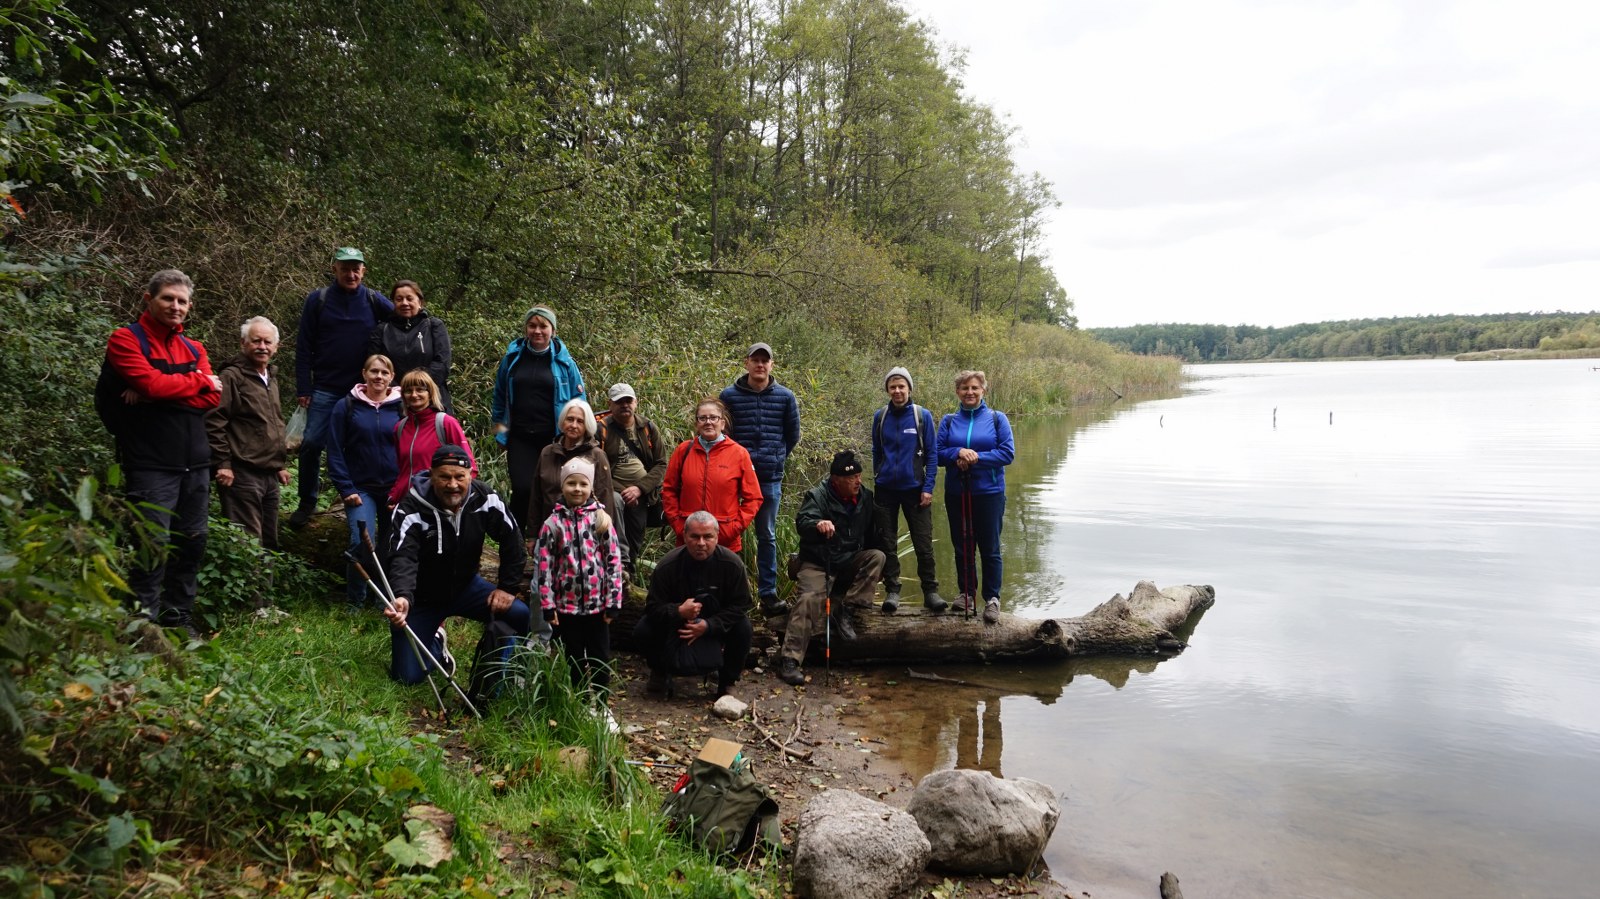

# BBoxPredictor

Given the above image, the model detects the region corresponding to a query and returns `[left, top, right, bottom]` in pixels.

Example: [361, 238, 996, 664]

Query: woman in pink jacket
[388, 370, 477, 505]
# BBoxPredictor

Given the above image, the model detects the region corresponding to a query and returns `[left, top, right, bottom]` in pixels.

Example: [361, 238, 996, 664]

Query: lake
[846, 359, 1600, 898]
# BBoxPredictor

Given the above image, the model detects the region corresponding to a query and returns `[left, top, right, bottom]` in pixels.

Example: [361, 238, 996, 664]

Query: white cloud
[901, 0, 1600, 326]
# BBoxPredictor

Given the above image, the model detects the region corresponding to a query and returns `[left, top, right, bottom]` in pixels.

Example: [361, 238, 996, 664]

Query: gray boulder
[793, 789, 930, 899]
[907, 768, 1060, 875]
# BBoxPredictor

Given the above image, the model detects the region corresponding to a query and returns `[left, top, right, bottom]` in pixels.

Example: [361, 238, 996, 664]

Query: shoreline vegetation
[1, 1, 1178, 896]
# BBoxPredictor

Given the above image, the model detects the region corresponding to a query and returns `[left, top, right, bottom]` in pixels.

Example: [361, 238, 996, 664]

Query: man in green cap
[289, 247, 393, 529]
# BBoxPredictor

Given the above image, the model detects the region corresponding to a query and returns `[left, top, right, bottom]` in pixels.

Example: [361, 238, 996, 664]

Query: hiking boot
[287, 504, 314, 530]
[881, 591, 901, 614]
[645, 670, 670, 697]
[158, 609, 203, 642]
[759, 595, 790, 617]
[436, 626, 456, 678]
[983, 598, 1000, 624]
[714, 678, 736, 700]
[923, 591, 948, 613]
[778, 657, 806, 686]
[831, 605, 858, 642]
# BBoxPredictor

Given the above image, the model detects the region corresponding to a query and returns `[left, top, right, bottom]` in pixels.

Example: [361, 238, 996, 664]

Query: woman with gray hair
[531, 398, 620, 538]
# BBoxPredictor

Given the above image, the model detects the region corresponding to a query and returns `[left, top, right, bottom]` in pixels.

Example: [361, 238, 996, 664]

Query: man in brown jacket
[206, 316, 291, 551]
[596, 383, 669, 570]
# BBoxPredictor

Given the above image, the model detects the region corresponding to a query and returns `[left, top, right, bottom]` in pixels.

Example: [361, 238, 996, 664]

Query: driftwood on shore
[613, 579, 1215, 665]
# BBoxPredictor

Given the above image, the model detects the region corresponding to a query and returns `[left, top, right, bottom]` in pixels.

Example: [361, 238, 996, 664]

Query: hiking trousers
[873, 485, 938, 596]
[781, 550, 884, 663]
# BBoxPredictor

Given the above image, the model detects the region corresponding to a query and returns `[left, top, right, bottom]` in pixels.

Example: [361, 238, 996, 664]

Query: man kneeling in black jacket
[635, 510, 754, 699]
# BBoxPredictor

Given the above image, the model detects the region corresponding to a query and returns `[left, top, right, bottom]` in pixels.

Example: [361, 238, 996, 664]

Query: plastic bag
[285, 407, 307, 452]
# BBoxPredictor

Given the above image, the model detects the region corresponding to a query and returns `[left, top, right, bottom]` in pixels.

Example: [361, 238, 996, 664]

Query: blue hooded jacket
[327, 388, 403, 496]
[934, 402, 1014, 496]
[871, 402, 938, 494]
[720, 374, 800, 482]
[490, 335, 585, 430]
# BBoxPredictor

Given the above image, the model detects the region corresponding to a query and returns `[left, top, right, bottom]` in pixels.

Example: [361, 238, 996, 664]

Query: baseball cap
[332, 247, 366, 263]
[607, 383, 637, 402]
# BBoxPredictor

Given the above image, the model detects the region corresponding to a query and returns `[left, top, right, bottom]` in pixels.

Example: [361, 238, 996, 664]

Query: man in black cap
[777, 450, 886, 686]
[383, 444, 530, 685]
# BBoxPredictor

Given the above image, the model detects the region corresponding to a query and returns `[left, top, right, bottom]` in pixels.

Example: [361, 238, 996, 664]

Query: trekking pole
[961, 471, 976, 621]
[357, 521, 399, 612]
[347, 541, 483, 720]
[345, 552, 447, 717]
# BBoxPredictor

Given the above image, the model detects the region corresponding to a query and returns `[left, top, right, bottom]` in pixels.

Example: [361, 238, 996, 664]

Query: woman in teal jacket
[934, 370, 1015, 624]
[490, 306, 585, 533]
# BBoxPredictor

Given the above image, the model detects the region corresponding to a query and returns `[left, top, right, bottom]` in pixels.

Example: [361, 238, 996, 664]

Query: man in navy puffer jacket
[720, 342, 800, 616]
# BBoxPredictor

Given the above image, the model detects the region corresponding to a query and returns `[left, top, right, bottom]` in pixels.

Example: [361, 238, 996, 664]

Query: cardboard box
[696, 737, 743, 769]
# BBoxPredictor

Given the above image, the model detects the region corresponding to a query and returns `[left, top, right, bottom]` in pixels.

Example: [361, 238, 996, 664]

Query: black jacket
[644, 544, 752, 640]
[387, 474, 526, 605]
[795, 478, 882, 571]
[368, 311, 452, 412]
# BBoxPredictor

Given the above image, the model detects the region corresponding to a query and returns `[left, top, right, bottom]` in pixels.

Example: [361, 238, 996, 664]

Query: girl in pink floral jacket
[534, 456, 624, 696]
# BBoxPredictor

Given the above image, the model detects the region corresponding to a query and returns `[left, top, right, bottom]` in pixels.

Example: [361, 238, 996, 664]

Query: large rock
[907, 769, 1060, 875]
[793, 790, 930, 899]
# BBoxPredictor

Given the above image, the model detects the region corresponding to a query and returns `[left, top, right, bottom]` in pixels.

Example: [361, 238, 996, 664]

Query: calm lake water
[846, 359, 1600, 898]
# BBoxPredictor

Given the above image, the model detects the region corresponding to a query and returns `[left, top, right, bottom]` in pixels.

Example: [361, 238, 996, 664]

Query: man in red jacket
[101, 269, 221, 638]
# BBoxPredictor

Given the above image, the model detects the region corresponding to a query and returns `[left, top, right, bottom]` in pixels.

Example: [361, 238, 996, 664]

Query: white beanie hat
[559, 456, 595, 484]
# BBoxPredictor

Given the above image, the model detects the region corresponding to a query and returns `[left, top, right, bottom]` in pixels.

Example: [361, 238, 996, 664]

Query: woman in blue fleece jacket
[934, 370, 1015, 624]
[328, 354, 403, 609]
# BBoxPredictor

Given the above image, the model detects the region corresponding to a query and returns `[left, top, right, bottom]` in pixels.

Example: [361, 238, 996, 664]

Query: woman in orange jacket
[661, 397, 763, 551]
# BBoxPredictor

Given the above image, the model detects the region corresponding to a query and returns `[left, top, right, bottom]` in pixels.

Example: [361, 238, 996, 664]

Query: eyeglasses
[696, 414, 722, 422]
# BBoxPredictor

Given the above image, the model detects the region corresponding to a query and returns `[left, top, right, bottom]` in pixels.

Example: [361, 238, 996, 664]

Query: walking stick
[353, 522, 483, 719]
[346, 553, 447, 717]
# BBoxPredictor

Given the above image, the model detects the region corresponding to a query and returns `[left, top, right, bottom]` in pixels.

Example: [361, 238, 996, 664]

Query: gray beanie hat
[884, 366, 914, 392]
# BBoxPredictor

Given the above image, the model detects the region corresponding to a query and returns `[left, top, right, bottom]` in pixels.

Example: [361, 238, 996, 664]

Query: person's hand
[208, 374, 223, 393]
[385, 596, 410, 628]
[215, 468, 235, 487]
[621, 485, 642, 505]
[343, 494, 363, 507]
[678, 597, 702, 621]
[678, 617, 708, 643]
[277, 470, 292, 486]
[120, 388, 141, 405]
[919, 492, 933, 508]
[298, 395, 310, 408]
[488, 589, 515, 614]
[816, 520, 836, 539]
[956, 448, 979, 470]
[603, 612, 616, 624]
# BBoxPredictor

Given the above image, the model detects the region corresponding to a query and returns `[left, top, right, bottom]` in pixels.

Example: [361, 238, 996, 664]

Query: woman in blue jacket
[328, 354, 404, 610]
[935, 370, 1015, 624]
[490, 306, 585, 534]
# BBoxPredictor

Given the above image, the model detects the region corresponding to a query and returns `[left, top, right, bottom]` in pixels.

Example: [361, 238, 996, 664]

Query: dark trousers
[125, 467, 210, 622]
[946, 491, 1006, 601]
[295, 387, 341, 509]
[505, 430, 552, 535]
[615, 492, 648, 569]
[554, 612, 614, 695]
[219, 464, 282, 551]
[634, 614, 754, 690]
[873, 485, 938, 594]
[390, 574, 532, 684]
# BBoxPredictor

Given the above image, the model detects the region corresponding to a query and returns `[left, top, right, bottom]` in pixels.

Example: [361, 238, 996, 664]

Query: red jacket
[389, 408, 477, 504]
[661, 437, 762, 550]
[104, 310, 219, 471]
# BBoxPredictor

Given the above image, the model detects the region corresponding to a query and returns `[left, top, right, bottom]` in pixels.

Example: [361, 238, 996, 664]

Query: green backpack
[662, 758, 782, 856]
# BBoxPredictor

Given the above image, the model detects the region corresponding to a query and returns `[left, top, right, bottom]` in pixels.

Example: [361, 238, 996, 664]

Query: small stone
[712, 695, 749, 719]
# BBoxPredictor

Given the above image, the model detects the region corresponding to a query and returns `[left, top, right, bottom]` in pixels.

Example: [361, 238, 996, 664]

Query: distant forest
[1090, 312, 1600, 362]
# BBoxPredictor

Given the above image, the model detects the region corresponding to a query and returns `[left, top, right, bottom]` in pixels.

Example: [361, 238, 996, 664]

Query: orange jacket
[661, 437, 763, 550]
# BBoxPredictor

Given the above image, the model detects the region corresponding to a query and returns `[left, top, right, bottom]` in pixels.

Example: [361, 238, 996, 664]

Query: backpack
[465, 617, 523, 710]
[662, 758, 782, 856]
[393, 412, 449, 444]
[95, 322, 202, 437]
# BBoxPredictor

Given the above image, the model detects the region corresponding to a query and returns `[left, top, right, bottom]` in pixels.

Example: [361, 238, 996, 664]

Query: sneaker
[778, 657, 806, 686]
[983, 598, 1000, 624]
[923, 591, 948, 613]
[597, 706, 621, 735]
[287, 505, 314, 530]
[759, 595, 790, 617]
[435, 626, 456, 678]
[950, 593, 972, 614]
[881, 591, 901, 614]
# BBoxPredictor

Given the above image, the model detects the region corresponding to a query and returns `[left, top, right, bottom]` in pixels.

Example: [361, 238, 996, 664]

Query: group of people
[100, 247, 1016, 702]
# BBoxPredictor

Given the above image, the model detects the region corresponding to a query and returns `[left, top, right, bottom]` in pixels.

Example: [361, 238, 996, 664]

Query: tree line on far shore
[1091, 312, 1600, 363]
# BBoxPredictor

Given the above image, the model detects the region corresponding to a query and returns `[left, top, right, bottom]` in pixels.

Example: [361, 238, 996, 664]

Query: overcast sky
[899, 0, 1600, 328]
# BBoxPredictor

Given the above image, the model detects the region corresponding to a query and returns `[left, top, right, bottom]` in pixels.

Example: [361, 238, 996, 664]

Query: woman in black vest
[367, 280, 453, 413]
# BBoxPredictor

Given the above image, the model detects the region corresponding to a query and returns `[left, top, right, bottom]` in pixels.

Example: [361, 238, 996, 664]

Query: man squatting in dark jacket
[383, 445, 532, 685]
[778, 451, 885, 686]
[635, 510, 755, 699]
[102, 269, 221, 639]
